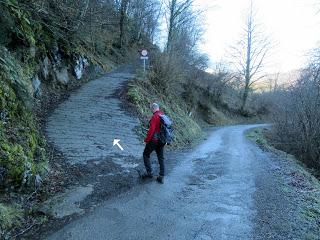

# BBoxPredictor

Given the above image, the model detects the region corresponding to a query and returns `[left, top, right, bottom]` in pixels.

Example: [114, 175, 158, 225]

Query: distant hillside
[274, 70, 301, 87]
[252, 69, 302, 92]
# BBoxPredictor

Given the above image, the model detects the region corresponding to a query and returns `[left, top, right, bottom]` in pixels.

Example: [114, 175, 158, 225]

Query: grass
[126, 78, 204, 148]
[246, 127, 320, 236]
[246, 128, 270, 148]
[0, 203, 23, 234]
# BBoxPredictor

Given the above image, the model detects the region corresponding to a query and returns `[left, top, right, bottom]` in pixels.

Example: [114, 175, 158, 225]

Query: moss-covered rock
[0, 47, 47, 188]
[0, 0, 36, 47]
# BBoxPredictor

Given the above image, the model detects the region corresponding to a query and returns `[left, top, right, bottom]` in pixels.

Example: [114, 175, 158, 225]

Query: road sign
[140, 49, 149, 73]
[141, 49, 148, 57]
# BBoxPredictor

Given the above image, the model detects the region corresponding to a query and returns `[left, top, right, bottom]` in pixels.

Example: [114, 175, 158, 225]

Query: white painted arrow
[113, 139, 124, 151]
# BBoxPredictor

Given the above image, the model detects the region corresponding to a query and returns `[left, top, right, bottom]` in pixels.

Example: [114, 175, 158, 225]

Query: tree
[119, 0, 130, 48]
[127, 0, 162, 43]
[270, 54, 320, 171]
[148, 0, 206, 92]
[115, 0, 162, 47]
[230, 1, 271, 113]
[164, 0, 197, 52]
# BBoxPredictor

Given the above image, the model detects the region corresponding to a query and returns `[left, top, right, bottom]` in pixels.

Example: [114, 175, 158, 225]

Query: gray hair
[151, 103, 159, 111]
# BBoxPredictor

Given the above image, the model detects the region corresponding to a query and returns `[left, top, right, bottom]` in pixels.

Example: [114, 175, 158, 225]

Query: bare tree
[267, 72, 280, 92]
[119, 0, 130, 48]
[230, 1, 271, 113]
[127, 0, 162, 43]
[164, 0, 196, 51]
[271, 62, 320, 171]
[149, 0, 206, 92]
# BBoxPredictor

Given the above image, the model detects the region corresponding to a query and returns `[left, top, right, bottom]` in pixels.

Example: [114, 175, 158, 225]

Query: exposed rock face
[32, 75, 41, 97]
[55, 67, 70, 85]
[74, 57, 89, 80]
[94, 65, 104, 75]
[38, 47, 94, 88]
[40, 56, 50, 81]
[39, 185, 94, 219]
[40, 54, 70, 85]
[29, 45, 36, 58]
[51, 41, 61, 65]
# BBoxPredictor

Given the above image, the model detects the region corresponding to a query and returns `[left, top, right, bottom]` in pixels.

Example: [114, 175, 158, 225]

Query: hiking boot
[141, 172, 153, 179]
[156, 175, 164, 184]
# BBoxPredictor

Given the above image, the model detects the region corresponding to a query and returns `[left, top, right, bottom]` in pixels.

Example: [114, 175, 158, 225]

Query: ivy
[1, 0, 36, 46]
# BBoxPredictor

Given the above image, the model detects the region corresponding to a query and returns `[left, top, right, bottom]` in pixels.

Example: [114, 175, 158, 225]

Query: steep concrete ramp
[46, 69, 143, 165]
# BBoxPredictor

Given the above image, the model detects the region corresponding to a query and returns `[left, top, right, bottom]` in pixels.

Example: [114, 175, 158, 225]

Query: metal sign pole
[140, 49, 148, 74]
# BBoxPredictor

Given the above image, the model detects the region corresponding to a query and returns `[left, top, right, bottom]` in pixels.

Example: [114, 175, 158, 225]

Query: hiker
[142, 103, 166, 184]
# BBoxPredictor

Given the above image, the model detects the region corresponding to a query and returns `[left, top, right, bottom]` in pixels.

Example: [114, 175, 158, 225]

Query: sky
[196, 0, 320, 73]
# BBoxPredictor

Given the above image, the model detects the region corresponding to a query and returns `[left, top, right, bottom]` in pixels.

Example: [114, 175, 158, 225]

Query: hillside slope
[0, 1, 143, 236]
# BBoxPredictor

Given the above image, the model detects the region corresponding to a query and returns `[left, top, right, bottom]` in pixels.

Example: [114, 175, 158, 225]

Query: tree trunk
[119, 0, 129, 48]
[240, 4, 253, 113]
[166, 0, 177, 51]
[241, 85, 249, 113]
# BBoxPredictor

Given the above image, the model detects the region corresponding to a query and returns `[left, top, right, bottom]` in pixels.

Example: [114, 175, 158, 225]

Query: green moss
[27, 132, 37, 156]
[0, 47, 47, 188]
[0, 108, 48, 187]
[1, 144, 25, 183]
[1, 0, 37, 46]
[127, 86, 141, 104]
[0, 203, 23, 231]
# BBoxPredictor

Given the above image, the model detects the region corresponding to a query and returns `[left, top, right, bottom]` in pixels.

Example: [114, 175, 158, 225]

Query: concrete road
[46, 124, 278, 240]
[46, 67, 143, 165]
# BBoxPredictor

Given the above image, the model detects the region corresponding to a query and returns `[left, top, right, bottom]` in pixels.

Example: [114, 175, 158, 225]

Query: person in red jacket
[142, 103, 165, 184]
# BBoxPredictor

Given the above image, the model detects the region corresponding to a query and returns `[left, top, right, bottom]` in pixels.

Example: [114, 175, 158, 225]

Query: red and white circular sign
[141, 49, 148, 57]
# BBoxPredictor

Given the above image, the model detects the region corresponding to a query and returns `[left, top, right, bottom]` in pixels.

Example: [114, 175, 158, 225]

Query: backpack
[158, 114, 174, 145]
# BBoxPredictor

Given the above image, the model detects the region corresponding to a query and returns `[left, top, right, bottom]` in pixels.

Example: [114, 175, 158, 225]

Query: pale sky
[196, 0, 320, 73]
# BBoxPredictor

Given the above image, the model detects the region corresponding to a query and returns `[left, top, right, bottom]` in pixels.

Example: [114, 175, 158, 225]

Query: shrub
[271, 68, 320, 173]
[127, 78, 203, 147]
[0, 203, 23, 232]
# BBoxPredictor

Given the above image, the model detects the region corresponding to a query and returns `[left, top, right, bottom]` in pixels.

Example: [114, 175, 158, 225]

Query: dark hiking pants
[143, 141, 165, 176]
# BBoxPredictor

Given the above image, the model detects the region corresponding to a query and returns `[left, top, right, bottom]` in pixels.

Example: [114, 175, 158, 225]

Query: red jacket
[144, 110, 163, 143]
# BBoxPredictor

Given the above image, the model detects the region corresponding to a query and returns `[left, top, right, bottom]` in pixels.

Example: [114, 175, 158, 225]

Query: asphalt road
[46, 124, 280, 240]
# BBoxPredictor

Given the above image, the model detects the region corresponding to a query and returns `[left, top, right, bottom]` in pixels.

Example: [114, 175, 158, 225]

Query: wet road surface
[47, 124, 269, 240]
